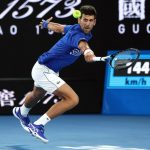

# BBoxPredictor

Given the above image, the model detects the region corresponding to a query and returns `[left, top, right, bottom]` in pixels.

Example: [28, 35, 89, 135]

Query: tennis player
[13, 5, 97, 143]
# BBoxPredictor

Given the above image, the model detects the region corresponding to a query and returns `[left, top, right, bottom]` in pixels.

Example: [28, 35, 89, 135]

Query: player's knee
[70, 94, 79, 107]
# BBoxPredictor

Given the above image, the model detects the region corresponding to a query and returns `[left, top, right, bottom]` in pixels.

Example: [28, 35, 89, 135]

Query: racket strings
[111, 49, 139, 69]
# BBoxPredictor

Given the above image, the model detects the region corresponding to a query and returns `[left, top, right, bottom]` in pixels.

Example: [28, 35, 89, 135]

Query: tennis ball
[72, 10, 81, 18]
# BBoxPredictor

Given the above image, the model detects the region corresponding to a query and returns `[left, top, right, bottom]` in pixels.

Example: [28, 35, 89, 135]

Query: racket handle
[93, 57, 102, 61]
[93, 57, 108, 62]
[93, 56, 110, 62]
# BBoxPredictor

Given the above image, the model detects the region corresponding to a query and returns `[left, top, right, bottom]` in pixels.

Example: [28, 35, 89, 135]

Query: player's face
[78, 14, 96, 34]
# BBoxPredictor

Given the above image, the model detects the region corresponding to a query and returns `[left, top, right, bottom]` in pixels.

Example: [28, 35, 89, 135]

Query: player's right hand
[84, 53, 95, 63]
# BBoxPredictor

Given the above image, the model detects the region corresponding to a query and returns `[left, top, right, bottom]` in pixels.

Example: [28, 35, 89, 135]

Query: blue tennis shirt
[38, 24, 92, 72]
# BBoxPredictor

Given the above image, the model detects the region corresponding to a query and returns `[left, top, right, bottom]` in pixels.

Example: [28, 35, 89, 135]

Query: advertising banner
[0, 0, 100, 78]
[0, 79, 100, 115]
[102, 50, 150, 115]
[0, 0, 102, 114]
[1, 0, 150, 115]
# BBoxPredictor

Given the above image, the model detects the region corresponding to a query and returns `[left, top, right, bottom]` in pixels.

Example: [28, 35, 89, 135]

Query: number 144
[127, 61, 150, 74]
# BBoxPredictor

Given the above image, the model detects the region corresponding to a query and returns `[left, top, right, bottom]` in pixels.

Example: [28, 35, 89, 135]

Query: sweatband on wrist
[42, 21, 48, 29]
[84, 49, 94, 55]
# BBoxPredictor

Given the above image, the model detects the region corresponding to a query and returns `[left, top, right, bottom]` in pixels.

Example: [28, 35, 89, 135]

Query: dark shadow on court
[3, 145, 31, 150]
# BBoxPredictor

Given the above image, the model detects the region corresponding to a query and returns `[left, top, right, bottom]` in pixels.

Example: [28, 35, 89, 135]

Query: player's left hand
[39, 17, 53, 29]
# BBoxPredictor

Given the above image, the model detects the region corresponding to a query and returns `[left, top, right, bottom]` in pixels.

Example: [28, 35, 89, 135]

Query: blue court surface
[0, 115, 150, 150]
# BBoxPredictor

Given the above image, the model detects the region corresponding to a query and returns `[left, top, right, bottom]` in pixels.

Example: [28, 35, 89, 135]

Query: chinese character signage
[119, 0, 146, 21]
[0, 89, 16, 107]
[0, 80, 61, 115]
[0, 79, 100, 115]
[118, 0, 150, 35]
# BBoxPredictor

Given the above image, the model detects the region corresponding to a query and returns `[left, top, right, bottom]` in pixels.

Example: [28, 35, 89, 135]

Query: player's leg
[23, 86, 46, 108]
[22, 61, 78, 142]
[46, 83, 79, 119]
[28, 83, 79, 143]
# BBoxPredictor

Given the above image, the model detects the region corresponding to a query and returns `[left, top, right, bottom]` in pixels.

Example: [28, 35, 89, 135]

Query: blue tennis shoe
[12, 107, 30, 132]
[28, 123, 48, 143]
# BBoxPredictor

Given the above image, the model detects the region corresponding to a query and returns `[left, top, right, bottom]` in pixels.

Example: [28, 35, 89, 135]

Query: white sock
[34, 114, 51, 126]
[20, 104, 31, 117]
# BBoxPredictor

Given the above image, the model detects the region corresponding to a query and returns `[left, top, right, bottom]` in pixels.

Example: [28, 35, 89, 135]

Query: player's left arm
[39, 17, 66, 33]
[78, 40, 96, 62]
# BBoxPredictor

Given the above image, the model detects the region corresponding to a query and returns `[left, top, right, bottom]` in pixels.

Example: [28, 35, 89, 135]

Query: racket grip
[92, 57, 102, 61]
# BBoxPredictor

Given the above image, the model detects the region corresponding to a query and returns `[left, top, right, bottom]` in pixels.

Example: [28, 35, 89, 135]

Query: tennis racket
[93, 48, 140, 70]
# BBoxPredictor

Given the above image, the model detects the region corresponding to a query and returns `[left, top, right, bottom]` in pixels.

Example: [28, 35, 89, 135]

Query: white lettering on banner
[42, 93, 59, 104]
[118, 0, 149, 34]
[119, 0, 146, 21]
[55, 0, 82, 18]
[48, 30, 54, 35]
[0, 0, 19, 19]
[35, 25, 54, 35]
[0, 25, 18, 35]
[10, 25, 17, 35]
[36, 0, 62, 18]
[132, 23, 139, 34]
[12, 0, 41, 19]
[0, 26, 4, 35]
[19, 92, 59, 105]
[0, 24, 56, 36]
[0, 0, 81, 36]
[118, 24, 125, 34]
[0, 89, 16, 107]
[35, 25, 40, 35]
[0, 0, 81, 19]
[118, 23, 150, 34]
[147, 24, 150, 33]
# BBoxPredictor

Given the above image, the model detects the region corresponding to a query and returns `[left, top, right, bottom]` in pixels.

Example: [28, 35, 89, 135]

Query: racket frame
[93, 48, 140, 70]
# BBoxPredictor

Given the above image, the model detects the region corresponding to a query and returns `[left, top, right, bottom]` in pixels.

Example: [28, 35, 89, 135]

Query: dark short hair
[80, 5, 97, 18]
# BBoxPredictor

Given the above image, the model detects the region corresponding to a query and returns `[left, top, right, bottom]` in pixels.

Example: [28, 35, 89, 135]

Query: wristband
[42, 20, 49, 29]
[84, 49, 94, 55]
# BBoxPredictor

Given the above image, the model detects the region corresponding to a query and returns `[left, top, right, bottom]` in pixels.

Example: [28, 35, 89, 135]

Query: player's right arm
[78, 40, 96, 62]
[39, 17, 66, 33]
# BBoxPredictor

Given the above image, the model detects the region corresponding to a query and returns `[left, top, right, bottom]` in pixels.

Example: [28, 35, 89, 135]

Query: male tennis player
[13, 5, 97, 143]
